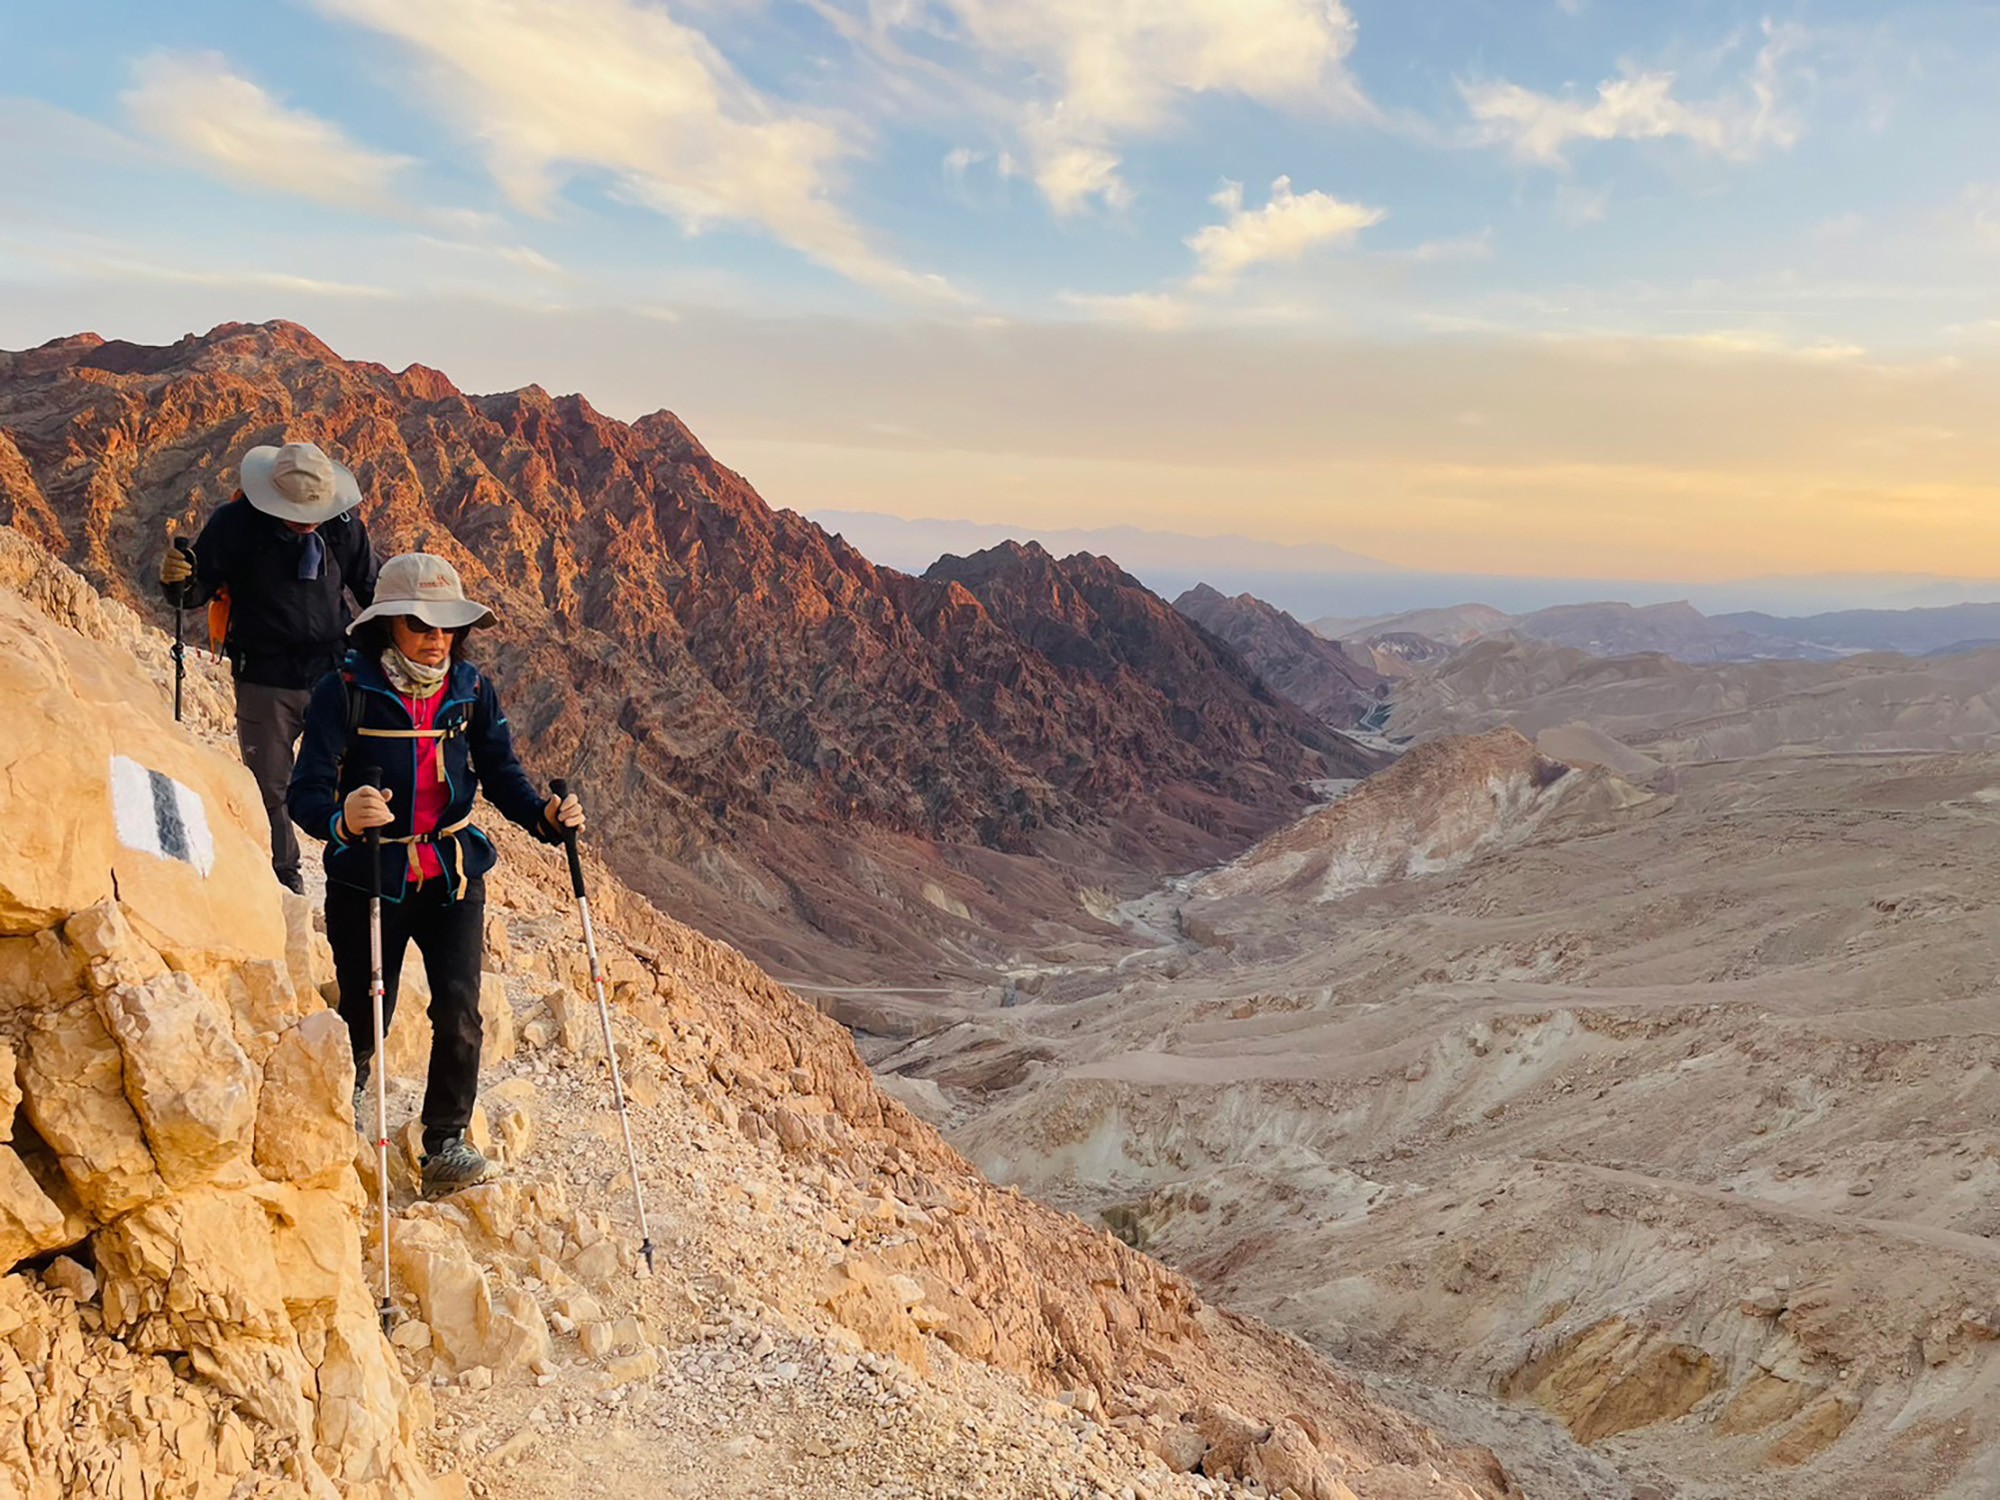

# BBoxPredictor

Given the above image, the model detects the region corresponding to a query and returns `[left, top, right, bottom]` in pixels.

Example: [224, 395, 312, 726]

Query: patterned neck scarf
[381, 645, 448, 697]
[297, 530, 324, 580]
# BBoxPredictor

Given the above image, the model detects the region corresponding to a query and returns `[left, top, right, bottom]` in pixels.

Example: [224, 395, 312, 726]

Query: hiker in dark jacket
[159, 441, 380, 892]
[287, 552, 582, 1196]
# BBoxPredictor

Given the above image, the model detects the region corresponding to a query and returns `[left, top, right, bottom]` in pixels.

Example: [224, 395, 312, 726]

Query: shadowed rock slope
[0, 321, 1372, 983]
[1172, 584, 1386, 731]
[0, 527, 1512, 1499]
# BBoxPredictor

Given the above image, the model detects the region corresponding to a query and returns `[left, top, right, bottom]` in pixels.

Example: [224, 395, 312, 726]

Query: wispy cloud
[1188, 177, 1384, 292]
[873, 0, 1373, 215]
[317, 0, 962, 303]
[1061, 174, 1383, 327]
[1463, 21, 1807, 167]
[122, 51, 413, 212]
[1404, 228, 1495, 264]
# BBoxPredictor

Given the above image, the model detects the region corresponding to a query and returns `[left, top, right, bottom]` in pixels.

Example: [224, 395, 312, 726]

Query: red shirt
[402, 688, 451, 880]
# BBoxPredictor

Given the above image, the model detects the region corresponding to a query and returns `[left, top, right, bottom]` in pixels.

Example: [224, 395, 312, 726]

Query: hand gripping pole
[551, 780, 655, 1274]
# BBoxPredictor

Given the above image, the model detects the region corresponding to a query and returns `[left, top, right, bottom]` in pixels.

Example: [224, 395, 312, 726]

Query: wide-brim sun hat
[239, 441, 363, 524]
[348, 552, 497, 633]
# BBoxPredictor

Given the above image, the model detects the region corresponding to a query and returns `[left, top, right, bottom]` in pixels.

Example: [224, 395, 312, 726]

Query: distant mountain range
[807, 510, 2000, 622]
[1313, 599, 1866, 665]
[1714, 604, 2000, 657]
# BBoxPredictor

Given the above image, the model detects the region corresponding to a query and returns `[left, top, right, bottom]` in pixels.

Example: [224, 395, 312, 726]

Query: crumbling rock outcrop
[0, 572, 433, 1496]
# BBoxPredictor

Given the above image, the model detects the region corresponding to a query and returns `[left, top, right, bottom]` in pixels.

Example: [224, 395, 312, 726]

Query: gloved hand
[544, 791, 585, 833]
[160, 544, 193, 587]
[342, 784, 394, 836]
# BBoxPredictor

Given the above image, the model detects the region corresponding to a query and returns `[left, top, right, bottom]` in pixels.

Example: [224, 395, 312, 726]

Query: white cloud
[317, 0, 961, 303]
[1187, 177, 1383, 291]
[879, 0, 1371, 214]
[122, 51, 413, 211]
[1463, 21, 1807, 168]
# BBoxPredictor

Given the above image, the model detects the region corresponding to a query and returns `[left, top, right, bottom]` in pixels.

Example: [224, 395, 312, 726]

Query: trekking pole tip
[639, 1240, 655, 1275]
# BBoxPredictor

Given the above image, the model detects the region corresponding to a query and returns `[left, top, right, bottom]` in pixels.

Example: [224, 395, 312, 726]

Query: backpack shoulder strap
[336, 667, 366, 780]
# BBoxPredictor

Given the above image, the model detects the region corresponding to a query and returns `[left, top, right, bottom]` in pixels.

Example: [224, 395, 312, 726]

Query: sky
[4, 1, 2000, 585]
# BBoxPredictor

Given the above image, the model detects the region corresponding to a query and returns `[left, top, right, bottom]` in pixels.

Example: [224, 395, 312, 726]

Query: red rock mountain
[0, 321, 1374, 981]
[1171, 582, 1387, 729]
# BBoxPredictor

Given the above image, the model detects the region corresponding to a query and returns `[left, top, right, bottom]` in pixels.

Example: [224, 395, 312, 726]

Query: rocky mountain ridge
[0, 524, 1513, 1499]
[1316, 600, 1835, 665]
[1171, 584, 1385, 730]
[0, 320, 1373, 983]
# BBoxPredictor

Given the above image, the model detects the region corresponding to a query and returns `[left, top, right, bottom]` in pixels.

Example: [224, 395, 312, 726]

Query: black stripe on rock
[148, 769, 191, 864]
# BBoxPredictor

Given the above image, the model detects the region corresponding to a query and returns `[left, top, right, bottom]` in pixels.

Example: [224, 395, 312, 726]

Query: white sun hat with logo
[347, 553, 497, 632]
[239, 441, 364, 524]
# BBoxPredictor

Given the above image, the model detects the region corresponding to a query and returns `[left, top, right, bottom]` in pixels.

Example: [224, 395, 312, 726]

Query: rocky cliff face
[1172, 583, 1386, 729]
[0, 322, 1362, 980]
[0, 528, 1513, 1499]
[0, 531, 431, 1496]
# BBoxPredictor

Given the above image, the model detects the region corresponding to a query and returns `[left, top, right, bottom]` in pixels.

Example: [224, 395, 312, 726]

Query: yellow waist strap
[381, 814, 475, 900]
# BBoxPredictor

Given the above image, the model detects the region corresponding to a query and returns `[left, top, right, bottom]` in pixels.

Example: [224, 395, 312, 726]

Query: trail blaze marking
[109, 755, 215, 875]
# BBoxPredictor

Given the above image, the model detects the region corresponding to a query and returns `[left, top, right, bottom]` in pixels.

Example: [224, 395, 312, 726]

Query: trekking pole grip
[362, 766, 383, 898]
[550, 779, 587, 898]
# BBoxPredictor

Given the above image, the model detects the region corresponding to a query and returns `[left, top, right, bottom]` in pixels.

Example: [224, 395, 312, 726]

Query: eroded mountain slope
[881, 733, 2000, 1498]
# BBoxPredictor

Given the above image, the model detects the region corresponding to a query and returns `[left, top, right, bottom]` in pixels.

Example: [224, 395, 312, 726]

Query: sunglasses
[395, 617, 451, 637]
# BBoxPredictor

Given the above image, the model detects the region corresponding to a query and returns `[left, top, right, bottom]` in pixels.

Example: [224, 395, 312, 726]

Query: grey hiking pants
[235, 681, 312, 883]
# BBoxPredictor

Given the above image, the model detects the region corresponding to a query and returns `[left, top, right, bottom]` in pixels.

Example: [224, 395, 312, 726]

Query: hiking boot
[421, 1135, 500, 1198]
[352, 1081, 371, 1135]
[275, 866, 305, 896]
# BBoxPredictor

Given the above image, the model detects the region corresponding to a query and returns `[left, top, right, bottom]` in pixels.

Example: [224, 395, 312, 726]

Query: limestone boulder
[0, 927, 84, 1016]
[0, 1041, 17, 1143]
[389, 1217, 552, 1376]
[62, 900, 168, 994]
[280, 890, 335, 1006]
[18, 999, 166, 1218]
[255, 1012, 358, 1186]
[819, 1256, 929, 1371]
[0, 1145, 68, 1268]
[98, 972, 258, 1190]
[0, 589, 283, 960]
[96, 1189, 294, 1349]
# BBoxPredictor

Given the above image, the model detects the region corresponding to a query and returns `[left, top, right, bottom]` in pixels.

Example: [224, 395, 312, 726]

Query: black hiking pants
[327, 874, 485, 1155]
[236, 681, 312, 887]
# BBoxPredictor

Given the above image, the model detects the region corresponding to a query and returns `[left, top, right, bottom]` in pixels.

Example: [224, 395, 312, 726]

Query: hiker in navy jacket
[160, 441, 380, 892]
[288, 552, 580, 1196]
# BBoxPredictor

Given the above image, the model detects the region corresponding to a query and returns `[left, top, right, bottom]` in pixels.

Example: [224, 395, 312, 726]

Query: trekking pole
[550, 778, 655, 1274]
[169, 537, 193, 722]
[363, 766, 396, 1334]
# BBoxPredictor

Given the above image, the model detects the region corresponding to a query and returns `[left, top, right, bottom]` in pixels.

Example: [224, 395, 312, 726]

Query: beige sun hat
[348, 553, 497, 633]
[240, 441, 363, 524]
